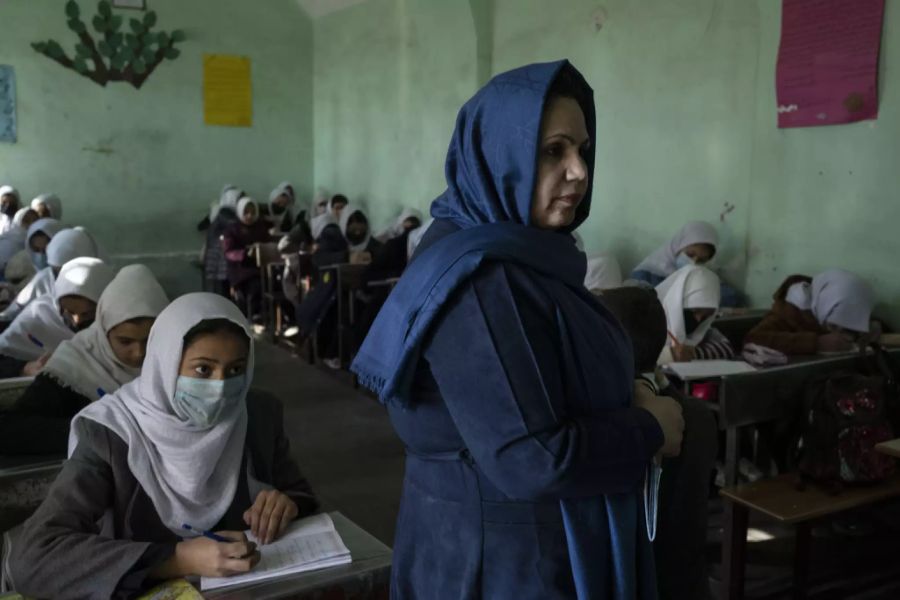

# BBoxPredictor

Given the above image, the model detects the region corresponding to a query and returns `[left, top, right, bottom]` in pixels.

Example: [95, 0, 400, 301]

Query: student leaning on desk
[3, 293, 318, 600]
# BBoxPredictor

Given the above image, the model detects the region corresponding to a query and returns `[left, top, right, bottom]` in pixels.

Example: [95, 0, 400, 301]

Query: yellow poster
[203, 54, 252, 127]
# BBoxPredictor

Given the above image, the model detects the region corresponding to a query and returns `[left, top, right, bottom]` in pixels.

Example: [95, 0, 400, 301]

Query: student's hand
[243, 489, 299, 545]
[173, 531, 259, 578]
[349, 251, 372, 265]
[22, 352, 51, 376]
[817, 333, 853, 353]
[634, 393, 684, 458]
[671, 342, 696, 362]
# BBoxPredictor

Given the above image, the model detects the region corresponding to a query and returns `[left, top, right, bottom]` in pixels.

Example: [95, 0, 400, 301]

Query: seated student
[0, 251, 37, 310]
[265, 181, 297, 233]
[0, 185, 21, 234]
[744, 269, 875, 355]
[0, 264, 168, 456]
[0, 257, 115, 378]
[222, 197, 273, 320]
[0, 219, 66, 322]
[326, 193, 349, 221]
[631, 220, 742, 307]
[0, 208, 38, 274]
[584, 254, 623, 293]
[30, 193, 63, 220]
[339, 204, 382, 264]
[599, 286, 718, 600]
[656, 264, 735, 363]
[5, 293, 319, 600]
[374, 207, 423, 242]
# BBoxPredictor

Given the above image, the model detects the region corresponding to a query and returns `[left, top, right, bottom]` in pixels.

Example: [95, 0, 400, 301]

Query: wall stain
[81, 145, 115, 155]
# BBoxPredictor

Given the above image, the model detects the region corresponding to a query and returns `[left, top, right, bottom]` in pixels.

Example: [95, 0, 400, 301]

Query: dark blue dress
[387, 258, 663, 599]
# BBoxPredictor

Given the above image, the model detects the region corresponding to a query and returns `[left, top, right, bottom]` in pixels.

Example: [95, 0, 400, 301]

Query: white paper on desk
[665, 360, 757, 379]
[201, 513, 352, 591]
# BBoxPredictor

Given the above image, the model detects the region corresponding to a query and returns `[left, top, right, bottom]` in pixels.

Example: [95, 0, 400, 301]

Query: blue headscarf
[352, 60, 656, 599]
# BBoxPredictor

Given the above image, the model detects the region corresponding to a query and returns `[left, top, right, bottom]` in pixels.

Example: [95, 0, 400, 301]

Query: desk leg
[792, 522, 811, 600]
[721, 502, 749, 600]
[725, 425, 739, 487]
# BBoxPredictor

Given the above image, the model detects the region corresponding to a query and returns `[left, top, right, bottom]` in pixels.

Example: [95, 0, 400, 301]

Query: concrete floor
[252, 340, 404, 546]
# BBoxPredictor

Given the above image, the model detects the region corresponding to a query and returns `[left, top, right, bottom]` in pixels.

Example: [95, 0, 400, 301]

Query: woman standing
[353, 61, 683, 599]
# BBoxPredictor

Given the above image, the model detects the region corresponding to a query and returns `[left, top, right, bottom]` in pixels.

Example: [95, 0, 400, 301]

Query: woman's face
[681, 243, 715, 264]
[332, 199, 348, 219]
[179, 330, 249, 381]
[34, 202, 51, 218]
[530, 96, 590, 230]
[29, 232, 50, 253]
[402, 217, 421, 232]
[346, 213, 369, 244]
[59, 295, 97, 332]
[108, 318, 154, 369]
[241, 204, 258, 225]
[1, 193, 18, 214]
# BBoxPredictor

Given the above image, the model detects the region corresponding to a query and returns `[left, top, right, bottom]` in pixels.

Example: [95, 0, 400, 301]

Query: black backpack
[794, 344, 899, 489]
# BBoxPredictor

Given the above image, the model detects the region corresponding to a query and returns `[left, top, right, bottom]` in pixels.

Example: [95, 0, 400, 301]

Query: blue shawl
[352, 60, 655, 599]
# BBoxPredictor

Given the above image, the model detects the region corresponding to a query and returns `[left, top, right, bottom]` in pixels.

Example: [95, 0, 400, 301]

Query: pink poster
[776, 0, 885, 128]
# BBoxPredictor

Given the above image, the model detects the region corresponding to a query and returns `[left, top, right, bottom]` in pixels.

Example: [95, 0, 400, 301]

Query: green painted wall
[0, 0, 313, 295]
[313, 0, 900, 324]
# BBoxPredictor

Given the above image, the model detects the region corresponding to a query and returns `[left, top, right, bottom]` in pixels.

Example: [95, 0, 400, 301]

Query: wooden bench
[720, 473, 900, 600]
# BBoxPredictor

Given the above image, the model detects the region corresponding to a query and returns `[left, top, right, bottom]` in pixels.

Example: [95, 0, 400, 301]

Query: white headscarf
[26, 217, 63, 251]
[584, 254, 623, 293]
[339, 204, 372, 252]
[0, 257, 115, 361]
[31, 194, 62, 220]
[236, 197, 259, 225]
[375, 207, 423, 242]
[70, 293, 253, 535]
[268, 181, 295, 208]
[311, 188, 330, 218]
[12, 207, 31, 229]
[210, 187, 243, 222]
[634, 221, 719, 277]
[0, 211, 31, 272]
[326, 194, 347, 218]
[4, 251, 36, 291]
[805, 269, 874, 333]
[46, 227, 98, 268]
[0, 186, 21, 235]
[656, 265, 721, 349]
[310, 213, 337, 240]
[406, 217, 434, 260]
[43, 264, 169, 401]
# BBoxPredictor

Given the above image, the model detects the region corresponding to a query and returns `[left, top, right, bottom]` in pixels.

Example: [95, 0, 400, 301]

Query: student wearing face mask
[30, 193, 63, 220]
[338, 204, 382, 264]
[0, 208, 38, 275]
[264, 181, 297, 233]
[0, 257, 114, 379]
[744, 269, 875, 355]
[656, 265, 735, 364]
[631, 221, 743, 307]
[0, 265, 168, 456]
[221, 197, 273, 320]
[5, 293, 319, 600]
[0, 185, 21, 235]
[0, 225, 97, 323]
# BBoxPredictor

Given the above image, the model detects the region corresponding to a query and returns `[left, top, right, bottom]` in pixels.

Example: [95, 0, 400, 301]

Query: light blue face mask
[31, 252, 48, 270]
[674, 252, 695, 270]
[172, 374, 246, 428]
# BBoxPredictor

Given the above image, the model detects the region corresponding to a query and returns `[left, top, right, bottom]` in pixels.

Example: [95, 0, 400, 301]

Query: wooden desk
[876, 438, 900, 458]
[204, 512, 391, 599]
[319, 264, 369, 368]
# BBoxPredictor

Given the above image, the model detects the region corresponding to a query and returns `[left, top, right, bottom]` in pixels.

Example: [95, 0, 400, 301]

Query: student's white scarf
[806, 269, 874, 333]
[0, 186, 20, 235]
[0, 211, 30, 272]
[267, 181, 295, 228]
[634, 221, 719, 277]
[236, 197, 259, 225]
[375, 207, 422, 242]
[4, 251, 36, 292]
[42, 264, 169, 401]
[311, 213, 337, 240]
[46, 227, 98, 268]
[0, 258, 115, 361]
[70, 293, 254, 535]
[31, 193, 63, 220]
[310, 188, 330, 218]
[583, 254, 623, 293]
[339, 204, 372, 252]
[655, 264, 721, 348]
[406, 217, 434, 260]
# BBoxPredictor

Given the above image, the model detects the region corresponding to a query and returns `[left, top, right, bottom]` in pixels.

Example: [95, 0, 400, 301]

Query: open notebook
[664, 360, 757, 380]
[201, 513, 352, 591]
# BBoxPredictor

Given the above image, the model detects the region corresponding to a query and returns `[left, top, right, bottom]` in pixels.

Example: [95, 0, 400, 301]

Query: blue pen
[27, 333, 44, 348]
[97, 387, 106, 398]
[182, 523, 229, 542]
